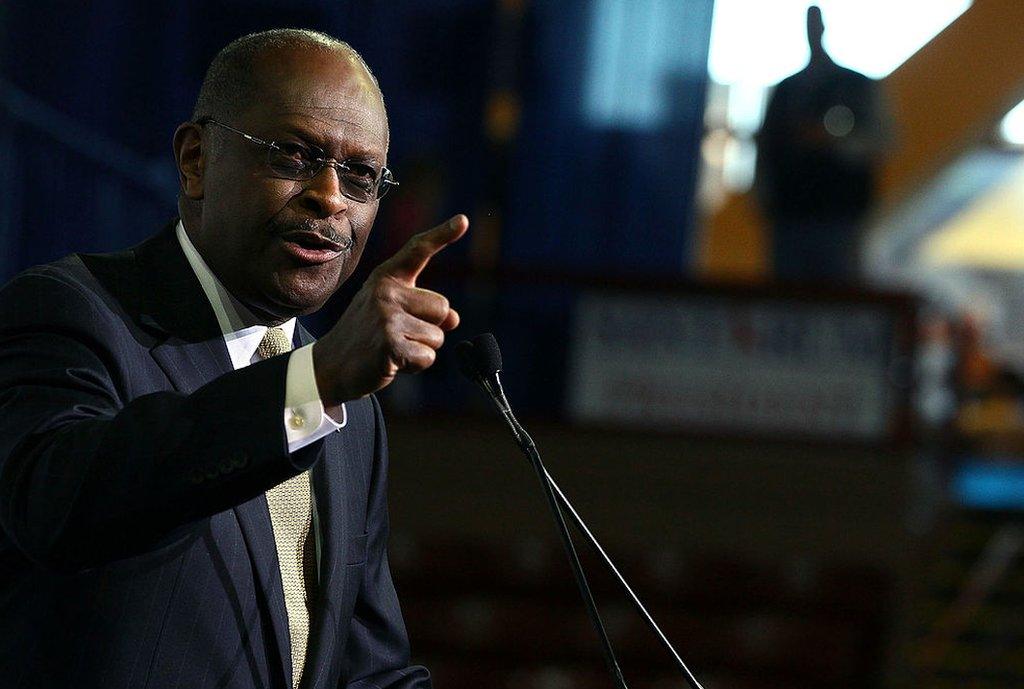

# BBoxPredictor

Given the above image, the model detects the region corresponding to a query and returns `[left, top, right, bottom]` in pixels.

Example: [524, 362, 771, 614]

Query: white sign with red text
[567, 292, 899, 440]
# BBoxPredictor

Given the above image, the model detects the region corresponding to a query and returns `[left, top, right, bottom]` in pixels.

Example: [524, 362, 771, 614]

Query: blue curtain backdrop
[507, 0, 713, 275]
[1, 0, 711, 276]
[0, 0, 713, 413]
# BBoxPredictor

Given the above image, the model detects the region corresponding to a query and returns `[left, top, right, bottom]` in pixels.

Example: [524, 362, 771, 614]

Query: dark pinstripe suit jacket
[0, 223, 430, 689]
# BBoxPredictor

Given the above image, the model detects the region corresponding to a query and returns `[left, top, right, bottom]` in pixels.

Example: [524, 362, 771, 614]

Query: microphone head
[454, 339, 480, 381]
[454, 333, 503, 381]
[470, 333, 502, 376]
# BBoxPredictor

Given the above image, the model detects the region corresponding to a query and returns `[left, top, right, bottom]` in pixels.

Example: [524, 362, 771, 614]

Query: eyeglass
[195, 116, 398, 202]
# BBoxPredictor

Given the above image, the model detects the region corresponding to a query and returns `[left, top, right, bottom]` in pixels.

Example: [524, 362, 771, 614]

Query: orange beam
[881, 0, 1024, 202]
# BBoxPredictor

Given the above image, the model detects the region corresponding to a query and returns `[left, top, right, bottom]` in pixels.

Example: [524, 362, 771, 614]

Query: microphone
[454, 334, 506, 411]
[456, 334, 705, 689]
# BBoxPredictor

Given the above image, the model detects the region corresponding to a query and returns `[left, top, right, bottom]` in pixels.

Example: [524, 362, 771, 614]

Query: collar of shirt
[175, 220, 297, 370]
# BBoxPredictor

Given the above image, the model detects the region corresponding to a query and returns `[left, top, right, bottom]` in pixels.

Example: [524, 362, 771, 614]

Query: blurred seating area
[391, 534, 890, 689]
[380, 398, 912, 688]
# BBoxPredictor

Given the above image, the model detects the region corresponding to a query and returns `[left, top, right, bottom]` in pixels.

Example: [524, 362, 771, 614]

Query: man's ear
[173, 122, 205, 200]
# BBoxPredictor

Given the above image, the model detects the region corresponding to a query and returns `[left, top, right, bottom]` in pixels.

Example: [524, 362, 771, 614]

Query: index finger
[381, 215, 468, 284]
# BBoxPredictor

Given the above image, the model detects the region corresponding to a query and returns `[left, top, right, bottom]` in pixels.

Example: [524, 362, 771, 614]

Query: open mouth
[278, 230, 352, 265]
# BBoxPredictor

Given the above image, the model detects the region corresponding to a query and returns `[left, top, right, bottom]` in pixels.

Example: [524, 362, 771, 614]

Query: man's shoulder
[0, 222, 177, 329]
[3, 246, 131, 317]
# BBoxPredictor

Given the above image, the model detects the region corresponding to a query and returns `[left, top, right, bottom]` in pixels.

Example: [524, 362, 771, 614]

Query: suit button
[188, 469, 204, 484]
[204, 467, 220, 480]
[230, 452, 249, 469]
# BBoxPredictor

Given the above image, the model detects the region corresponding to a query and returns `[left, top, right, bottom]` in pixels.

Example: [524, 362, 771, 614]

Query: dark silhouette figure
[755, 5, 890, 283]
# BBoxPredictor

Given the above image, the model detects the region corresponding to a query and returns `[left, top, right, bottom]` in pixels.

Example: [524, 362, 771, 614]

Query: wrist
[312, 341, 337, 407]
[325, 403, 346, 423]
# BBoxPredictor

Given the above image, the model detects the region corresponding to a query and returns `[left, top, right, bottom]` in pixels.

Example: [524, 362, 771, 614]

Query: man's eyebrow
[273, 118, 383, 163]
[274, 124, 326, 150]
[267, 119, 321, 143]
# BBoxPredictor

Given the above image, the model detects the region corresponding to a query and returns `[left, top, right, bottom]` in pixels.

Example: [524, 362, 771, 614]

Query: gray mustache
[275, 219, 353, 250]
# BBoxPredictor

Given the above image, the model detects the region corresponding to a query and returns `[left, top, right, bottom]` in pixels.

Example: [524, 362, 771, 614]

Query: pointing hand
[313, 215, 468, 405]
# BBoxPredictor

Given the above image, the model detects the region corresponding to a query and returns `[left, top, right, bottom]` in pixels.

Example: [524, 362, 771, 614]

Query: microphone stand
[473, 370, 705, 689]
[478, 371, 630, 689]
[459, 333, 705, 689]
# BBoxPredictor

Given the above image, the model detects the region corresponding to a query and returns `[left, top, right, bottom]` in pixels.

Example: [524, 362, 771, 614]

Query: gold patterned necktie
[259, 327, 316, 689]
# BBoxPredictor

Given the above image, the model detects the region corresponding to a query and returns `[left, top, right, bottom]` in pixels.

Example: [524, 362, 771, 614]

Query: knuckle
[390, 353, 409, 373]
[417, 347, 436, 370]
[425, 293, 449, 323]
[384, 312, 405, 334]
[378, 352, 398, 375]
[411, 232, 432, 252]
[373, 279, 399, 304]
[401, 344, 433, 372]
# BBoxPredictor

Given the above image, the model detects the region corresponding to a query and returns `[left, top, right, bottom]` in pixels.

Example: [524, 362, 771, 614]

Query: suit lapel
[234, 494, 294, 687]
[133, 222, 293, 687]
[149, 337, 232, 396]
[134, 222, 234, 394]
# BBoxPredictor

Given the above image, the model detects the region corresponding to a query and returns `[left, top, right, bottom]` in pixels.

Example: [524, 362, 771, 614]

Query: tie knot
[257, 327, 292, 359]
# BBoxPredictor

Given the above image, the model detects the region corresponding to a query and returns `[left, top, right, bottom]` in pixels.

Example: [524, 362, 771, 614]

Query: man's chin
[262, 269, 343, 318]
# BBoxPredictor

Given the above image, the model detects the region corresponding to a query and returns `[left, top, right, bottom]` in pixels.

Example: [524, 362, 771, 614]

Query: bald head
[806, 6, 825, 55]
[191, 28, 383, 123]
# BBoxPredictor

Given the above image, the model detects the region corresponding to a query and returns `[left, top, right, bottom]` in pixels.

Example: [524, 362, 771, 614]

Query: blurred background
[4, 0, 1024, 687]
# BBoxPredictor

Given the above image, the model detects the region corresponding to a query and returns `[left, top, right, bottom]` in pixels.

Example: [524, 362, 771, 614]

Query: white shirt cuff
[284, 343, 345, 452]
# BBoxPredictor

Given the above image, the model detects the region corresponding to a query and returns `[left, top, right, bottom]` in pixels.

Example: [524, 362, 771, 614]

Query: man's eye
[277, 142, 313, 164]
[342, 163, 377, 188]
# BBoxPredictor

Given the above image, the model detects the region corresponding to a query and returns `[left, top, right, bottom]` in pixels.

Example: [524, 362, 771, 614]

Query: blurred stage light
[953, 460, 1024, 511]
[708, 0, 973, 86]
[1000, 99, 1024, 146]
[919, 161, 1024, 271]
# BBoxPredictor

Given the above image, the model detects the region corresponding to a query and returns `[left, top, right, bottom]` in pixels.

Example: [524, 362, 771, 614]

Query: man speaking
[0, 29, 462, 689]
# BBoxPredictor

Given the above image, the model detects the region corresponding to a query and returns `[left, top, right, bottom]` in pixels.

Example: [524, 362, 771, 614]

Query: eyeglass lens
[265, 149, 392, 201]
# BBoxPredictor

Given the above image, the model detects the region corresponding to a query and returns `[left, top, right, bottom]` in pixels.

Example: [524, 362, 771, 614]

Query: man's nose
[295, 164, 349, 217]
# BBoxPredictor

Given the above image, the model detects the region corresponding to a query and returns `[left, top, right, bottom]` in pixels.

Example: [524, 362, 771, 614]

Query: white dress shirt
[175, 220, 345, 451]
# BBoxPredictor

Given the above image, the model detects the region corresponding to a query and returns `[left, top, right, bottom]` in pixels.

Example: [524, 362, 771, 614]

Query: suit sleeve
[341, 395, 431, 689]
[0, 268, 319, 573]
